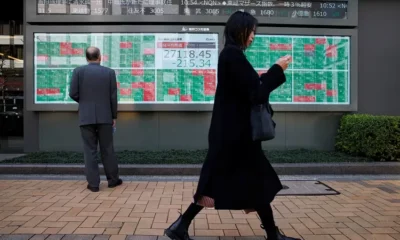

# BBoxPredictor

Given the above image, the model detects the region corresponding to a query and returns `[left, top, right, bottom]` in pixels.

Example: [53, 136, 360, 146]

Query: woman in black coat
[165, 11, 298, 240]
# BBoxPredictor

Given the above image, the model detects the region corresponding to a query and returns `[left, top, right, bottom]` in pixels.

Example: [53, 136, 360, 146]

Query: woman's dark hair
[224, 11, 258, 49]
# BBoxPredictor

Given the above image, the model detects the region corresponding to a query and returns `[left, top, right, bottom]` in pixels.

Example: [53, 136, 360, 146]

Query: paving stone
[109, 236, 126, 240]
[93, 235, 110, 240]
[192, 237, 219, 240]
[61, 235, 95, 240]
[357, 181, 372, 187]
[378, 186, 397, 194]
[46, 235, 65, 240]
[386, 183, 400, 189]
[0, 180, 399, 239]
[29, 235, 48, 240]
[235, 238, 264, 240]
[0, 235, 33, 240]
[155, 237, 170, 240]
[126, 237, 157, 240]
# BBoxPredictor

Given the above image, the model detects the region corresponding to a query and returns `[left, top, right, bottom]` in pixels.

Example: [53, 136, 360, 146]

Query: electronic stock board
[33, 31, 351, 104]
[24, 0, 358, 111]
[34, 32, 219, 104]
[246, 34, 350, 105]
[26, 0, 358, 26]
[37, 0, 348, 18]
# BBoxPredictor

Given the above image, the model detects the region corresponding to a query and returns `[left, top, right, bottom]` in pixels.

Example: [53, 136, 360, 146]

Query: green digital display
[34, 33, 350, 106]
[34, 33, 219, 104]
[245, 34, 350, 104]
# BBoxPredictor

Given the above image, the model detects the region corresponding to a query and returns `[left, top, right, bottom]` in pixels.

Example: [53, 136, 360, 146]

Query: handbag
[250, 103, 276, 141]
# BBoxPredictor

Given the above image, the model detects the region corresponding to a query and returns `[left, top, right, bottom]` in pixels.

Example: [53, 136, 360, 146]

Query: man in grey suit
[69, 47, 122, 192]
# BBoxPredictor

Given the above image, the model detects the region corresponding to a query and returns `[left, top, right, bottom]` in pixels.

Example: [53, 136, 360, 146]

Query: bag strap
[266, 103, 274, 116]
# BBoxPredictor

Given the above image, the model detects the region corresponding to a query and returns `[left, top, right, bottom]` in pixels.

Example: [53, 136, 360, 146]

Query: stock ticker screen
[34, 32, 350, 105]
[37, 0, 348, 19]
[34, 32, 219, 104]
[245, 34, 350, 104]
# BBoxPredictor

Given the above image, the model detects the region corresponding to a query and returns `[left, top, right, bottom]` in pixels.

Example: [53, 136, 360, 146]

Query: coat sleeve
[110, 69, 118, 119]
[227, 46, 286, 104]
[69, 68, 79, 102]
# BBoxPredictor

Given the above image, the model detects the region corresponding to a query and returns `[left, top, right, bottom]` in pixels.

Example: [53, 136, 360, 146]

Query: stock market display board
[245, 34, 350, 104]
[34, 33, 219, 104]
[36, 0, 348, 19]
[34, 32, 350, 105]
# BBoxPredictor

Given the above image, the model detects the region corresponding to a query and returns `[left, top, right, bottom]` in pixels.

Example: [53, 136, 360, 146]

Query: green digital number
[198, 59, 211, 67]
[176, 59, 196, 67]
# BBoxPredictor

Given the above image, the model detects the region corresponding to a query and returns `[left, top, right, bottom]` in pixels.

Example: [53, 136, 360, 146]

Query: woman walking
[165, 11, 298, 240]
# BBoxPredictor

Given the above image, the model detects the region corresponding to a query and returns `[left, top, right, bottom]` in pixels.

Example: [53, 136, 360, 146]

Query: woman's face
[246, 29, 255, 48]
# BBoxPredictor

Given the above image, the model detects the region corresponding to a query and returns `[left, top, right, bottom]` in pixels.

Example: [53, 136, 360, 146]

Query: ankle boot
[164, 214, 192, 240]
[261, 225, 301, 240]
[275, 227, 301, 240]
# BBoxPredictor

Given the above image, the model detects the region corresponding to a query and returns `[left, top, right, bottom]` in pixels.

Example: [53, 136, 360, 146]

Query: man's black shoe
[87, 185, 99, 192]
[108, 179, 123, 188]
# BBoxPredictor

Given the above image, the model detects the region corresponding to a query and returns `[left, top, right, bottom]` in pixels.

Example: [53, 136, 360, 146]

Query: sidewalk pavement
[0, 180, 399, 240]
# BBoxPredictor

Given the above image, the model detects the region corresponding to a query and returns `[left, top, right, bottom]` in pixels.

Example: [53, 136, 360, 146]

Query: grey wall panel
[284, 113, 342, 150]
[37, 112, 341, 151]
[112, 112, 159, 151]
[38, 112, 159, 151]
[23, 1, 40, 153]
[158, 112, 211, 150]
[358, 0, 400, 116]
[23, 110, 39, 152]
[38, 113, 81, 151]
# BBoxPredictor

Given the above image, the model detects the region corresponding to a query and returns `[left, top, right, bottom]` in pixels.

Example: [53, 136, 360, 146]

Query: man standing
[69, 46, 122, 192]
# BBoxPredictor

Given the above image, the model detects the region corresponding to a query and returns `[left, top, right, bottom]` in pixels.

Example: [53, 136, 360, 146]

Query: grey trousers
[80, 124, 119, 187]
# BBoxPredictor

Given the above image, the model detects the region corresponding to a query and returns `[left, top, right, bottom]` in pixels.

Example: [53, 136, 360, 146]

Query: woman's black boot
[275, 227, 301, 240]
[164, 214, 192, 240]
[261, 225, 301, 240]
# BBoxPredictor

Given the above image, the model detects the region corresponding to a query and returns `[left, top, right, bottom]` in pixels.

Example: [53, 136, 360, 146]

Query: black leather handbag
[250, 103, 276, 141]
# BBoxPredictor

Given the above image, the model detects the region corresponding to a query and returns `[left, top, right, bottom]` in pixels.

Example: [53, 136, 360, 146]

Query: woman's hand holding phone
[275, 55, 292, 71]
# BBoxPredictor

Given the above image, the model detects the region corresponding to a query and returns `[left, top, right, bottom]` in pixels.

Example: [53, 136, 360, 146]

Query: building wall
[32, 111, 342, 151]
[357, 0, 400, 116]
[24, 0, 400, 152]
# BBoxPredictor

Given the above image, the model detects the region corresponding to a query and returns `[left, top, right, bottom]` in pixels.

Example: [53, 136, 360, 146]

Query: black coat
[194, 44, 286, 210]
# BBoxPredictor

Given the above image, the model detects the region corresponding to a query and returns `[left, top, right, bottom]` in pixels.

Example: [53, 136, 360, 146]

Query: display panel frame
[254, 26, 357, 112]
[25, 0, 358, 27]
[25, 25, 224, 111]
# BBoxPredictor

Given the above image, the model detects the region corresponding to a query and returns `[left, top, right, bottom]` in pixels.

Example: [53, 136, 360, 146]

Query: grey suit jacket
[69, 63, 118, 126]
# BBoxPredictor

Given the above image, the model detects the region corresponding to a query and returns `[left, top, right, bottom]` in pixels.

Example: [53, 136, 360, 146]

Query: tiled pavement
[0, 180, 399, 240]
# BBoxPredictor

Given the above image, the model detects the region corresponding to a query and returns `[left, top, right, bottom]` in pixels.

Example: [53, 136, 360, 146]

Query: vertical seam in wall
[284, 112, 287, 150]
[157, 112, 160, 150]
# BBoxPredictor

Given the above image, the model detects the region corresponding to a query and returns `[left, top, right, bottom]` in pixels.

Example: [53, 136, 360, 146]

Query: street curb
[0, 162, 399, 175]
